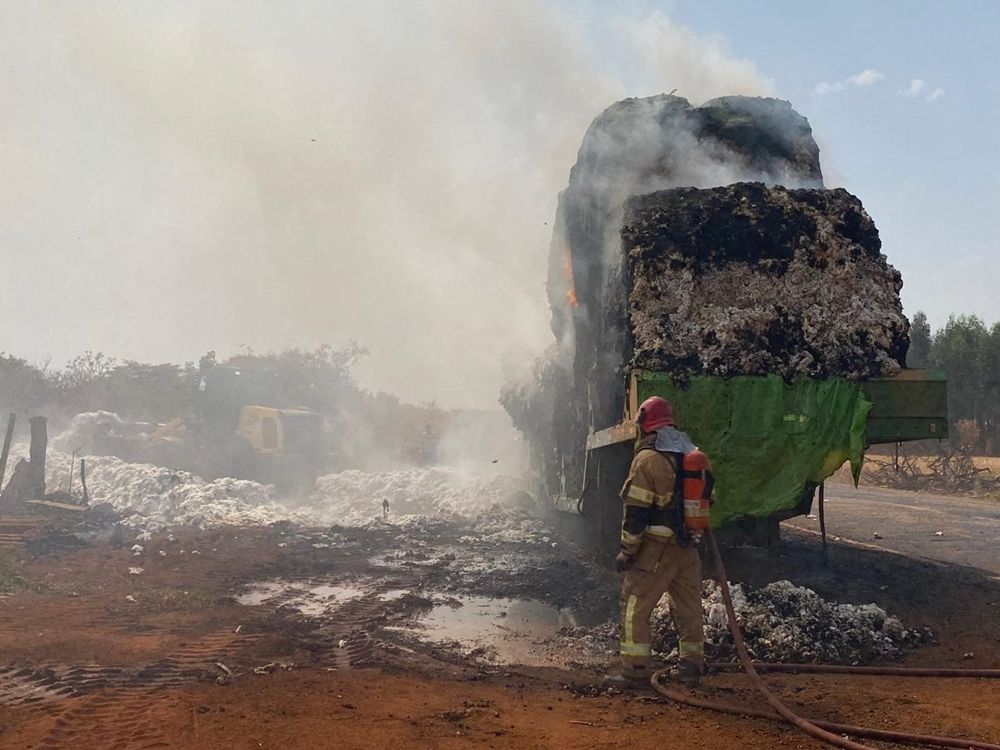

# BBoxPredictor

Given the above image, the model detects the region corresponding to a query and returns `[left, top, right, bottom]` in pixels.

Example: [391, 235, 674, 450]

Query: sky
[657, 1, 1000, 334]
[1, 1, 997, 408]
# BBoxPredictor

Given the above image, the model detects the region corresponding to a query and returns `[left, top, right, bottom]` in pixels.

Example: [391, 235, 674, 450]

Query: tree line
[2, 313, 995, 456]
[0, 345, 365, 425]
[907, 312, 1000, 454]
[0, 345, 446, 467]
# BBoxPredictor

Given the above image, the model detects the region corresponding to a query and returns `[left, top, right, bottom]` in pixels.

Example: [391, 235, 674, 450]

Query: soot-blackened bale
[622, 183, 908, 381]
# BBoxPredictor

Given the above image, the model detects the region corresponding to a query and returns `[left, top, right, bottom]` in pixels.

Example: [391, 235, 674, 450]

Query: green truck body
[577, 369, 948, 557]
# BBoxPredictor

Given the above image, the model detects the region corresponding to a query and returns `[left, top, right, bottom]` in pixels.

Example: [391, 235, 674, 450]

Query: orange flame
[563, 244, 579, 309]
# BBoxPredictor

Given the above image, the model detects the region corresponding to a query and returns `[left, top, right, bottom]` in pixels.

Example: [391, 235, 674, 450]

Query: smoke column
[0, 1, 772, 408]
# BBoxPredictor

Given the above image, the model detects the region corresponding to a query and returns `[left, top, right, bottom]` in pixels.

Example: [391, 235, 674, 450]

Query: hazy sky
[2, 1, 997, 408]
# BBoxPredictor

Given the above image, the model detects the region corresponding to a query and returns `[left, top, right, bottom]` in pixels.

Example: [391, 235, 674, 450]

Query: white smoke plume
[1, 2, 772, 409]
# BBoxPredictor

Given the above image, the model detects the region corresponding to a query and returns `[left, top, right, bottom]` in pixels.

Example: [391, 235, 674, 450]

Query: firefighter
[605, 396, 705, 688]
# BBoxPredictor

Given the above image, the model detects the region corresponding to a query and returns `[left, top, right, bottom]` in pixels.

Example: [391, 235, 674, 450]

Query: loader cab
[237, 406, 323, 457]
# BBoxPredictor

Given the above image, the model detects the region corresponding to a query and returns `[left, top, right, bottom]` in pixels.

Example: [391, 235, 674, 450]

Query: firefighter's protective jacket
[619, 434, 678, 555]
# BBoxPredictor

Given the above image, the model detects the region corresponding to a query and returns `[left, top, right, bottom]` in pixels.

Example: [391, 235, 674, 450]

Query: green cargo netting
[635, 373, 872, 525]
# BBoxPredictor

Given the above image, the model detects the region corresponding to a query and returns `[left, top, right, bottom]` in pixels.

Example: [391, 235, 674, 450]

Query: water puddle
[389, 595, 606, 668]
[236, 580, 367, 616]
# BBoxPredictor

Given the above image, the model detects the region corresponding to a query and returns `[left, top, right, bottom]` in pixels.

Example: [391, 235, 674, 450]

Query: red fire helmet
[636, 396, 675, 432]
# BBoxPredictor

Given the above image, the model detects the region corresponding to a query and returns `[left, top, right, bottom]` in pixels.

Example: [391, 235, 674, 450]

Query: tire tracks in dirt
[38, 688, 175, 750]
[247, 571, 434, 669]
[3, 628, 262, 749]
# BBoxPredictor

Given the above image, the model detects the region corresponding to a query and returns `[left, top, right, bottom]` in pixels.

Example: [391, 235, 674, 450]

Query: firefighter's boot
[668, 659, 701, 685]
[602, 665, 649, 690]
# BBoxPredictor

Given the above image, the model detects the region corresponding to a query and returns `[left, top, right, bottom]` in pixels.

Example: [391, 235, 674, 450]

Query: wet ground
[1, 492, 1000, 749]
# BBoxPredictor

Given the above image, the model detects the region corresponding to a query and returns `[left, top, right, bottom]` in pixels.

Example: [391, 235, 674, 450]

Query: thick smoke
[503, 94, 824, 498]
[0, 2, 772, 410]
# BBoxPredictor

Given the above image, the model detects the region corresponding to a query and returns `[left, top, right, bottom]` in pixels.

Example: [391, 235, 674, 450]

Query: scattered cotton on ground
[38, 449, 539, 542]
[43, 453, 305, 531]
[652, 579, 932, 665]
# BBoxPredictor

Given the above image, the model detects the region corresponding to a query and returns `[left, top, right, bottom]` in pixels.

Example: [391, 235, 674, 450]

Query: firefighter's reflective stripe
[645, 525, 674, 540]
[626, 484, 672, 508]
[625, 485, 657, 506]
[683, 500, 712, 517]
[623, 594, 637, 644]
[679, 640, 705, 658]
[620, 641, 652, 657]
[621, 594, 650, 657]
[621, 592, 651, 658]
[621, 529, 643, 548]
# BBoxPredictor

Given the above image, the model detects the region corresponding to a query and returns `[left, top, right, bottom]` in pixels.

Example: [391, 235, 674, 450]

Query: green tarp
[635, 373, 872, 525]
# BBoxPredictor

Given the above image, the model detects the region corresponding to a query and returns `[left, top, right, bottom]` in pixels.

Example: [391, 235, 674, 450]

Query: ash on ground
[652, 579, 933, 665]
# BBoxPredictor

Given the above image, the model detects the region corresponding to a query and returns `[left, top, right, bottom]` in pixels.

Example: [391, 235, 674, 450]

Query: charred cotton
[622, 183, 909, 381]
[651, 580, 932, 665]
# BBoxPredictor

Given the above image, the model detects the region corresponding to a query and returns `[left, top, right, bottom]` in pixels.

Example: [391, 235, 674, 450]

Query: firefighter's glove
[615, 551, 634, 573]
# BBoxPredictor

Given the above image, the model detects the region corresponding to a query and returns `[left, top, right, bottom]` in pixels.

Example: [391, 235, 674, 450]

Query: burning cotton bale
[557, 94, 825, 408]
[552, 95, 823, 343]
[622, 183, 909, 380]
[507, 94, 828, 501]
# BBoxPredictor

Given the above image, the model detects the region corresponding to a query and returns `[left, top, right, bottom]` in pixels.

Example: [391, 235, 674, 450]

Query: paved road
[784, 483, 1000, 577]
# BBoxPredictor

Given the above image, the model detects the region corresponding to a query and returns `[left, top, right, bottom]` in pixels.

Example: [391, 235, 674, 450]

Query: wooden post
[818, 481, 829, 566]
[28, 416, 47, 498]
[0, 413, 15, 492]
[68, 450, 77, 495]
[80, 459, 89, 505]
[593, 453, 603, 560]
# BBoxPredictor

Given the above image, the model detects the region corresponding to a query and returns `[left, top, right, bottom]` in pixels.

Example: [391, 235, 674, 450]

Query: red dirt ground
[2, 522, 999, 749]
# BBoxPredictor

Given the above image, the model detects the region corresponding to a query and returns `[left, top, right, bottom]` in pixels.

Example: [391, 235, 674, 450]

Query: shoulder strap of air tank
[667, 451, 691, 547]
[644, 447, 681, 477]
[668, 452, 684, 501]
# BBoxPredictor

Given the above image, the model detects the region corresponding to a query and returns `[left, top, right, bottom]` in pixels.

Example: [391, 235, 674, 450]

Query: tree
[198, 351, 218, 372]
[103, 362, 200, 421]
[907, 311, 932, 368]
[58, 351, 117, 391]
[55, 351, 118, 415]
[0, 354, 52, 415]
[929, 315, 989, 448]
[223, 343, 367, 416]
[980, 323, 1000, 451]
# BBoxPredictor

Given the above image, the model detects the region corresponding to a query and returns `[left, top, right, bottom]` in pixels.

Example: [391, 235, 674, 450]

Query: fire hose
[650, 529, 1000, 750]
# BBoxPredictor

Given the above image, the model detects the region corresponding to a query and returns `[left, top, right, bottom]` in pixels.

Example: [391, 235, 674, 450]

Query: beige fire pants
[619, 536, 704, 669]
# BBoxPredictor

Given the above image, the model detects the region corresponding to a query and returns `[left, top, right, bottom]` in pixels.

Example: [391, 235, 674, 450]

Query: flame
[563, 244, 579, 308]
